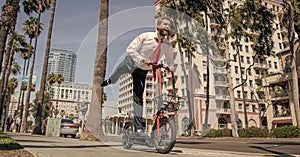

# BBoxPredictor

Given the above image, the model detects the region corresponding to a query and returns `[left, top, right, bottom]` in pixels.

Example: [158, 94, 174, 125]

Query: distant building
[50, 82, 92, 123]
[47, 48, 77, 82]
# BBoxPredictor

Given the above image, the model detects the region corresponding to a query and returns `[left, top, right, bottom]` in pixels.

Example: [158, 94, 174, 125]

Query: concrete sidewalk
[8, 133, 270, 157]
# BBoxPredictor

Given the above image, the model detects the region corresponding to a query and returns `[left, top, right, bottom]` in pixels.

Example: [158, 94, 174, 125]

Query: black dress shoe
[101, 79, 111, 87]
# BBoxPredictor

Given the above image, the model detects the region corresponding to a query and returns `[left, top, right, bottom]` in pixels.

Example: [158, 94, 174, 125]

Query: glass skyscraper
[47, 48, 77, 82]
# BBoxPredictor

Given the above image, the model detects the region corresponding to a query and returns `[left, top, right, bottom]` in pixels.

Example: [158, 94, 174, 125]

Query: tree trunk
[225, 41, 239, 137]
[0, 0, 20, 75]
[0, 32, 14, 128]
[33, 0, 57, 134]
[81, 0, 108, 141]
[21, 42, 37, 133]
[237, 49, 248, 128]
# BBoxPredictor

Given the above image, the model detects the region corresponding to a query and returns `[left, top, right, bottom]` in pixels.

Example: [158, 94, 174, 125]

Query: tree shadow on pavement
[20, 144, 123, 149]
[249, 146, 295, 157]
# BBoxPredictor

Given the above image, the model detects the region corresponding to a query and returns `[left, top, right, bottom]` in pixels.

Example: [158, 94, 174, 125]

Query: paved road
[8, 133, 300, 157]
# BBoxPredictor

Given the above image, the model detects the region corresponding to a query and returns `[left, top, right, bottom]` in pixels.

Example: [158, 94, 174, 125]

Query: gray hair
[156, 17, 171, 26]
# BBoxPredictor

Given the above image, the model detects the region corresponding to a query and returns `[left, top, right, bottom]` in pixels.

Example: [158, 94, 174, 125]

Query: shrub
[238, 126, 269, 137]
[204, 128, 232, 137]
[271, 126, 300, 138]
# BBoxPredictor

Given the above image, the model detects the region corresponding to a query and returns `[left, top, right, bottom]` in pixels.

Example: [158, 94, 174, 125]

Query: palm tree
[0, 0, 20, 76]
[3, 77, 18, 132]
[46, 72, 56, 117]
[18, 16, 41, 133]
[81, 0, 109, 141]
[0, 32, 25, 127]
[54, 73, 64, 118]
[34, 0, 56, 134]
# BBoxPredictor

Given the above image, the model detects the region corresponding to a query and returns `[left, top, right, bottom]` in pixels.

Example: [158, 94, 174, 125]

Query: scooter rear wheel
[122, 122, 134, 149]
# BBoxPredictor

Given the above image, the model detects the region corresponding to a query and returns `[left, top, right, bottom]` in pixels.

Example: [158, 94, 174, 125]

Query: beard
[158, 28, 170, 36]
[157, 28, 175, 37]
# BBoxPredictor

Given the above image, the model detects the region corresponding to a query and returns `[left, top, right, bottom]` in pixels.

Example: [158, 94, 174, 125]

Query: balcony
[214, 81, 228, 87]
[271, 89, 290, 101]
[213, 55, 226, 62]
[253, 62, 269, 70]
[214, 67, 226, 75]
[216, 107, 230, 114]
[215, 94, 229, 100]
[273, 109, 291, 118]
[254, 74, 262, 80]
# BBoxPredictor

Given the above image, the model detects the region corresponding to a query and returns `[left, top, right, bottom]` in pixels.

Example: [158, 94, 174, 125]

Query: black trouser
[132, 68, 148, 131]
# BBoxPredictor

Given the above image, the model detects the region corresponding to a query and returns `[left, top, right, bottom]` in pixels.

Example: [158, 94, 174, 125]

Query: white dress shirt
[126, 32, 174, 70]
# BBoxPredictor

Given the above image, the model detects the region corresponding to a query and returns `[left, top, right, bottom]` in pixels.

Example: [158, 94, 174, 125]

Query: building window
[268, 61, 272, 68]
[246, 104, 249, 112]
[238, 103, 242, 111]
[246, 57, 250, 64]
[249, 80, 253, 88]
[237, 91, 241, 98]
[274, 62, 278, 69]
[277, 33, 281, 39]
[181, 76, 185, 84]
[203, 61, 207, 69]
[245, 45, 249, 53]
[252, 105, 256, 112]
[203, 74, 207, 82]
[248, 69, 251, 76]
[235, 66, 239, 73]
[241, 56, 244, 63]
[236, 78, 240, 84]
[244, 91, 248, 99]
[241, 67, 245, 75]
[279, 43, 282, 49]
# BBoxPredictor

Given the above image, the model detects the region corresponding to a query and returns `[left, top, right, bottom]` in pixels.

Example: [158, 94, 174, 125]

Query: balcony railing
[273, 109, 291, 118]
[215, 94, 229, 100]
[215, 81, 228, 87]
[214, 67, 226, 74]
[216, 107, 230, 113]
[253, 62, 269, 69]
[271, 89, 289, 98]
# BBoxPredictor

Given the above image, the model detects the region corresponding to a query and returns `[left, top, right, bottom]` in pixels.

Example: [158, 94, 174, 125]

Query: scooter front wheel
[152, 119, 176, 154]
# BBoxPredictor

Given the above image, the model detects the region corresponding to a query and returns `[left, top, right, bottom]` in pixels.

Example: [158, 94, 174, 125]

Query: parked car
[42, 118, 79, 138]
[60, 119, 79, 138]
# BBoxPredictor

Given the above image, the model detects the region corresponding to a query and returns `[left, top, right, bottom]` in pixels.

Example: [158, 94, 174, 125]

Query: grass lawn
[0, 131, 23, 150]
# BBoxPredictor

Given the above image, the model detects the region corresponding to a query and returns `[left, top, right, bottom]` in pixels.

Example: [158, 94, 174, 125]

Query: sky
[1, 0, 156, 116]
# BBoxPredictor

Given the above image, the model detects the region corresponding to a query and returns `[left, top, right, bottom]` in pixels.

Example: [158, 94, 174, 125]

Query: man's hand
[143, 58, 152, 65]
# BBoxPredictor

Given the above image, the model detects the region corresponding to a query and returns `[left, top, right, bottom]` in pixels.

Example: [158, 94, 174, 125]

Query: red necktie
[152, 38, 161, 81]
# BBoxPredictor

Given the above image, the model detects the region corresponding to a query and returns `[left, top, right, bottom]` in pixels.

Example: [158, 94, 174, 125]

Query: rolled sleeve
[126, 33, 147, 65]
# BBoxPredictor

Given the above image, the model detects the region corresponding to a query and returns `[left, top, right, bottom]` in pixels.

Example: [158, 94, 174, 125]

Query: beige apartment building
[262, 40, 300, 129]
[50, 82, 92, 123]
[109, 0, 292, 136]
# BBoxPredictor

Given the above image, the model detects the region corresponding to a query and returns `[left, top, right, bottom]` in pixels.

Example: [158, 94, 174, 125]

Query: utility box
[45, 118, 61, 137]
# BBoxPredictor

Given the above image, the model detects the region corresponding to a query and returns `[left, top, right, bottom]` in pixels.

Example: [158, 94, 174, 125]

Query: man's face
[157, 19, 171, 36]
[157, 19, 171, 30]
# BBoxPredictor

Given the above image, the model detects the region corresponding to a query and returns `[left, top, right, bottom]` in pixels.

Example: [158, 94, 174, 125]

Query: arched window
[218, 118, 227, 129]
[182, 117, 189, 132]
[237, 119, 243, 130]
